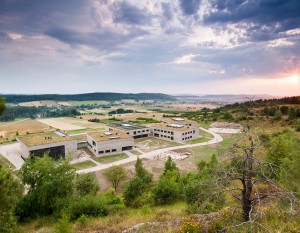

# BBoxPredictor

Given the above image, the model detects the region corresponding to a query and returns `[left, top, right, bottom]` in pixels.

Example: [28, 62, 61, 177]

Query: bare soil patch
[38, 118, 85, 130]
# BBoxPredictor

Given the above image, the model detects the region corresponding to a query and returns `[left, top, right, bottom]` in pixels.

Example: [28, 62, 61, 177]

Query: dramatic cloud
[204, 0, 300, 42]
[112, 1, 152, 25]
[179, 0, 202, 15]
[0, 0, 299, 95]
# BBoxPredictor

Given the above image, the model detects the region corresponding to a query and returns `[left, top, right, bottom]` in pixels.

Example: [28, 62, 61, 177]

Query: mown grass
[71, 160, 97, 170]
[94, 153, 129, 164]
[130, 150, 142, 155]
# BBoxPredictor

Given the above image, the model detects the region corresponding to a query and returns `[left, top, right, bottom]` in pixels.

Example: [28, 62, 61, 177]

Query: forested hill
[1, 92, 175, 103]
[224, 96, 300, 108]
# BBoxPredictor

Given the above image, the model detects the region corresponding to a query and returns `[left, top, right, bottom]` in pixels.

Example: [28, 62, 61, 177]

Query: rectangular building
[107, 122, 151, 139]
[87, 130, 134, 157]
[17, 132, 78, 160]
[151, 123, 199, 143]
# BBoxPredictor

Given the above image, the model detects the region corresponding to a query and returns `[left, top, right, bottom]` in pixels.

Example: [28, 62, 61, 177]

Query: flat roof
[151, 123, 197, 131]
[108, 122, 150, 131]
[18, 132, 78, 147]
[161, 118, 196, 125]
[88, 130, 132, 142]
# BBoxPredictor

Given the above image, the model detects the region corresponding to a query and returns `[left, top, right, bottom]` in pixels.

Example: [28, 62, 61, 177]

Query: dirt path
[77, 127, 223, 174]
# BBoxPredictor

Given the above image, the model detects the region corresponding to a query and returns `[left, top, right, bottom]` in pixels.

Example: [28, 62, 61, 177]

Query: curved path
[77, 127, 223, 174]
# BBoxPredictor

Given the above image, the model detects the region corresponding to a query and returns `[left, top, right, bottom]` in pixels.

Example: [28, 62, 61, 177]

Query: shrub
[67, 195, 108, 220]
[75, 173, 99, 197]
[123, 177, 145, 207]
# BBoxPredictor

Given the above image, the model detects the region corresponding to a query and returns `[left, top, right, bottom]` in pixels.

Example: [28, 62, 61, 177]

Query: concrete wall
[106, 126, 151, 138]
[17, 138, 78, 159]
[87, 134, 134, 157]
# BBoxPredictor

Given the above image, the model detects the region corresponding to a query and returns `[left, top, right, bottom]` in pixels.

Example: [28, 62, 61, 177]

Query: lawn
[189, 134, 242, 162]
[188, 137, 211, 144]
[71, 160, 97, 170]
[135, 137, 181, 152]
[93, 153, 129, 164]
[130, 150, 142, 155]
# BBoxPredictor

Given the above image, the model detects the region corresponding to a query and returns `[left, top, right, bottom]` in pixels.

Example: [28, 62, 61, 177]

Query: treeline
[108, 108, 134, 115]
[224, 96, 300, 109]
[2, 92, 175, 103]
[0, 106, 80, 122]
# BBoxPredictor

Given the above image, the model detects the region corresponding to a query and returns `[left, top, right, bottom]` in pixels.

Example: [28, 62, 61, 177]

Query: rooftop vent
[167, 124, 184, 128]
[109, 136, 120, 139]
[172, 118, 185, 121]
[54, 131, 66, 137]
[104, 132, 112, 136]
[121, 123, 132, 127]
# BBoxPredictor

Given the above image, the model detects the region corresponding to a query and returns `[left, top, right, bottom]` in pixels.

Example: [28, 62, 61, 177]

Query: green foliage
[152, 171, 180, 205]
[223, 111, 233, 120]
[0, 98, 5, 117]
[123, 177, 146, 207]
[135, 157, 153, 184]
[66, 195, 108, 220]
[104, 165, 128, 191]
[163, 156, 178, 175]
[108, 108, 134, 115]
[266, 131, 298, 179]
[17, 156, 75, 220]
[0, 165, 23, 232]
[55, 213, 72, 233]
[75, 173, 99, 197]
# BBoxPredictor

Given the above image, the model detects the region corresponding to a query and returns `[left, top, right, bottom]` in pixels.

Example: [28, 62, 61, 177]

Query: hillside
[1, 92, 175, 103]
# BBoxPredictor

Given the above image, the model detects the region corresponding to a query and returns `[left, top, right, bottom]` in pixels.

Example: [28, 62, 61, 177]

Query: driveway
[0, 143, 24, 170]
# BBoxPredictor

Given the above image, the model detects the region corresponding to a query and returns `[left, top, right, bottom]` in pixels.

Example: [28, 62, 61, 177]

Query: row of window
[182, 130, 195, 136]
[182, 136, 193, 141]
[153, 128, 175, 135]
[154, 133, 174, 140]
[133, 129, 150, 135]
[99, 148, 117, 154]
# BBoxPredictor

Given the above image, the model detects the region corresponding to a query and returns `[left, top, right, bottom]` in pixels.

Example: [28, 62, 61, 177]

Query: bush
[55, 213, 72, 233]
[75, 173, 99, 197]
[123, 177, 145, 207]
[67, 195, 108, 220]
[152, 177, 180, 205]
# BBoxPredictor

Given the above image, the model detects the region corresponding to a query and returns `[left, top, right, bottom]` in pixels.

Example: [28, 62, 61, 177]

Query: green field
[130, 149, 142, 155]
[93, 153, 129, 164]
[71, 160, 96, 170]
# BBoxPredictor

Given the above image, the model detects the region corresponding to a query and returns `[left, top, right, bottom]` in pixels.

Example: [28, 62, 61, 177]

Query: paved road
[0, 143, 24, 170]
[77, 127, 223, 174]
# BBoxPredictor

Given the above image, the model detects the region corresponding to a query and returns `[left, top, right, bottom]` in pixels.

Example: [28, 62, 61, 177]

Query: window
[105, 150, 110, 153]
[112, 149, 117, 152]
[92, 140, 96, 146]
[99, 151, 104, 154]
[171, 137, 174, 140]
[134, 131, 136, 135]
[171, 132, 174, 135]
[142, 130, 145, 132]
[127, 132, 130, 134]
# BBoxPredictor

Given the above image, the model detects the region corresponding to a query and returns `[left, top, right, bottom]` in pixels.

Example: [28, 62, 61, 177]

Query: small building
[17, 132, 78, 160]
[107, 122, 151, 139]
[161, 117, 199, 127]
[87, 130, 134, 157]
[151, 123, 199, 143]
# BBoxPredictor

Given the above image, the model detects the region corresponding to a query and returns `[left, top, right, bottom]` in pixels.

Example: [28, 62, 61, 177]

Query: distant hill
[1, 93, 175, 103]
[174, 94, 278, 104]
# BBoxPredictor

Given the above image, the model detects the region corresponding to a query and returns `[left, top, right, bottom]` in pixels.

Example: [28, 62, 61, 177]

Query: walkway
[77, 127, 223, 174]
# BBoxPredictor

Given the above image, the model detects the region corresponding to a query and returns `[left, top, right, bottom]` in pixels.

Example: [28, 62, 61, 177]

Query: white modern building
[87, 130, 134, 157]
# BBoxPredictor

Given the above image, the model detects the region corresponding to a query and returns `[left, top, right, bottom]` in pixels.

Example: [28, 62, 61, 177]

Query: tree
[0, 98, 5, 116]
[0, 165, 23, 232]
[152, 171, 180, 205]
[135, 157, 153, 184]
[104, 165, 128, 191]
[163, 156, 178, 175]
[17, 155, 75, 219]
[123, 177, 145, 207]
[75, 173, 99, 196]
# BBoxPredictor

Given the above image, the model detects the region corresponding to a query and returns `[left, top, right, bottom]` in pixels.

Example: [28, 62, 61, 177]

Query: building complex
[17, 118, 200, 159]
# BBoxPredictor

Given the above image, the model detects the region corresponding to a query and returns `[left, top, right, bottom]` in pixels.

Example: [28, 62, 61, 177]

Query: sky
[0, 0, 300, 96]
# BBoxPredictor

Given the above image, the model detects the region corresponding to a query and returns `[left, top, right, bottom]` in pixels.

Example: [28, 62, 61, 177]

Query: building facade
[151, 123, 199, 143]
[87, 130, 134, 157]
